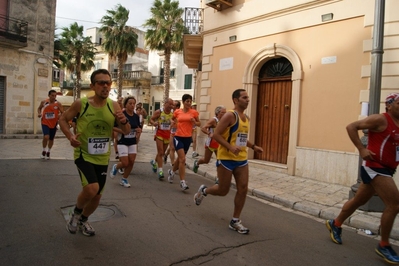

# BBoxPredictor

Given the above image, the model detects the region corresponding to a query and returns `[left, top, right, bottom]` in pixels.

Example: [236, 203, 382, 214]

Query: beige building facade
[0, 0, 56, 134]
[186, 0, 399, 186]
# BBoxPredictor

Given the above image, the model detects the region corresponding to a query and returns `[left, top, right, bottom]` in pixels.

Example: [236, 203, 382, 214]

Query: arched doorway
[243, 44, 302, 174]
[255, 58, 293, 164]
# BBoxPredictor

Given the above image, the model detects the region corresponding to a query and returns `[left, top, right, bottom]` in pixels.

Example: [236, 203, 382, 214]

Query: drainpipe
[349, 0, 385, 211]
[368, 0, 385, 114]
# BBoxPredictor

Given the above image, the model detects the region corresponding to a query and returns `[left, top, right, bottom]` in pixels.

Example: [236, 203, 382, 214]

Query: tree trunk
[163, 50, 171, 102]
[75, 55, 82, 99]
[76, 69, 81, 99]
[117, 56, 124, 98]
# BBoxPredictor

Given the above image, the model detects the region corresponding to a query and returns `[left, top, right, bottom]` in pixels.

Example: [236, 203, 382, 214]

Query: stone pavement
[2, 125, 399, 242]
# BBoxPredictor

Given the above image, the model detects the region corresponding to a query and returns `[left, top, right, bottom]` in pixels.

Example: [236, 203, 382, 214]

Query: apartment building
[0, 0, 56, 134]
[184, 0, 399, 186]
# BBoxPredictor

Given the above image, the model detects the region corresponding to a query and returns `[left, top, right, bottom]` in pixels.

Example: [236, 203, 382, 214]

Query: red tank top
[366, 113, 399, 170]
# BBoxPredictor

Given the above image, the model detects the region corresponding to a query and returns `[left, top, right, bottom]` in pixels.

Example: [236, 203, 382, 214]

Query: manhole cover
[61, 204, 123, 222]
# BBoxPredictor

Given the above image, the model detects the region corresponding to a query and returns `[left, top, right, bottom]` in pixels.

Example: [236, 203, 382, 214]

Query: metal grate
[184, 7, 203, 35]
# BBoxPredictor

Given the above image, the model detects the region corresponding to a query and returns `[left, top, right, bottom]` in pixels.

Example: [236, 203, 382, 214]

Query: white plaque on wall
[219, 57, 233, 71]
[321, 56, 337, 64]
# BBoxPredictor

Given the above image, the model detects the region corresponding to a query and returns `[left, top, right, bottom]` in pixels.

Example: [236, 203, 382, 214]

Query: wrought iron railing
[0, 14, 28, 43]
[184, 7, 203, 35]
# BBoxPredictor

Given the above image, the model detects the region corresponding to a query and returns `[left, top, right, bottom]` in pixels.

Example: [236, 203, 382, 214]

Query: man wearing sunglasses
[59, 69, 130, 237]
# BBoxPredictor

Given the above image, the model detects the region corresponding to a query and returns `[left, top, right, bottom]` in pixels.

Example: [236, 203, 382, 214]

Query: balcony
[0, 14, 28, 48]
[205, 0, 233, 11]
[183, 7, 203, 69]
[111, 70, 152, 80]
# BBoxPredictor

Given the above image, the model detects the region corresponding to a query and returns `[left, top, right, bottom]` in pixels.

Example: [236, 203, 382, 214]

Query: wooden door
[255, 77, 292, 163]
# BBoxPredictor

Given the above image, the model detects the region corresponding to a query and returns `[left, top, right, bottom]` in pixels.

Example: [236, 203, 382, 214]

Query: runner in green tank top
[59, 69, 130, 237]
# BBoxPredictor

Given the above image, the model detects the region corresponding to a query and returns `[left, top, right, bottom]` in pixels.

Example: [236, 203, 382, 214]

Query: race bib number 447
[88, 137, 109, 154]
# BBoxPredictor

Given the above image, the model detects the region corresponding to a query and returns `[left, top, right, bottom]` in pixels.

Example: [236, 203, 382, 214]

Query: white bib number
[160, 122, 171, 130]
[45, 112, 55, 119]
[88, 138, 109, 154]
[236, 132, 248, 147]
[124, 129, 136, 139]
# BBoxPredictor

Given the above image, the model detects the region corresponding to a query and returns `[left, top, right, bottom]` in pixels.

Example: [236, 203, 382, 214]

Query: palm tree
[100, 4, 138, 98]
[144, 0, 185, 101]
[59, 22, 96, 99]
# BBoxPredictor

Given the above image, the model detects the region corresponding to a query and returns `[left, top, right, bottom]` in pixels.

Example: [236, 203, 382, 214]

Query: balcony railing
[0, 14, 28, 47]
[184, 7, 203, 35]
[111, 70, 152, 80]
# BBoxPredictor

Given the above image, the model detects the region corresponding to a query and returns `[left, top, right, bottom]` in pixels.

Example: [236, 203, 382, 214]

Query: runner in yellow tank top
[193, 89, 263, 234]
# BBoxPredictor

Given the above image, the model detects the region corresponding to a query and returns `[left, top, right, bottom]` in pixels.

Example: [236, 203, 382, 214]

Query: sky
[55, 0, 200, 34]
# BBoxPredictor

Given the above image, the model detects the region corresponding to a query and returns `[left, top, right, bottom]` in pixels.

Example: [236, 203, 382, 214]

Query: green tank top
[74, 97, 115, 165]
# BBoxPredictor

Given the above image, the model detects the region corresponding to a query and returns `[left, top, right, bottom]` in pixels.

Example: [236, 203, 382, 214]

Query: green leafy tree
[144, 0, 185, 101]
[100, 4, 138, 98]
[59, 22, 96, 99]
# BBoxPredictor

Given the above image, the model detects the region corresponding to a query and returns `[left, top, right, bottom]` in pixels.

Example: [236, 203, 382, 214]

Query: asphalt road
[0, 159, 387, 266]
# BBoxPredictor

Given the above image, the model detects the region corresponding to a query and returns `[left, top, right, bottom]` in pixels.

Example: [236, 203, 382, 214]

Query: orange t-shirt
[41, 100, 61, 128]
[174, 108, 199, 137]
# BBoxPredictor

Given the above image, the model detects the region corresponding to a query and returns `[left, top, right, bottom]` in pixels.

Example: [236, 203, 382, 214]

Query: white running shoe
[66, 211, 81, 234]
[110, 164, 118, 179]
[79, 220, 95, 236]
[168, 169, 175, 183]
[180, 180, 189, 191]
[194, 185, 207, 205]
[229, 220, 250, 234]
[120, 178, 131, 188]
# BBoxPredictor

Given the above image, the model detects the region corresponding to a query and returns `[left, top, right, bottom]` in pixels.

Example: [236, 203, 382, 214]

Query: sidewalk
[2, 125, 399, 242]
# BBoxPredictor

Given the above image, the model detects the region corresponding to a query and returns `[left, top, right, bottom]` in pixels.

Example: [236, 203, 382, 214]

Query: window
[170, 68, 175, 78]
[53, 68, 60, 81]
[184, 74, 192, 90]
[124, 64, 132, 71]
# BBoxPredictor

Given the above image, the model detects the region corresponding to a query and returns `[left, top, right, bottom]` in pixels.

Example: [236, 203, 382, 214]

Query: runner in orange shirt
[167, 94, 200, 190]
[37, 89, 64, 160]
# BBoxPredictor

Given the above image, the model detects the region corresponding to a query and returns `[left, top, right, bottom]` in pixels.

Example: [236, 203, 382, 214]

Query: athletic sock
[380, 241, 390, 247]
[334, 219, 342, 227]
[80, 215, 88, 222]
[74, 206, 83, 215]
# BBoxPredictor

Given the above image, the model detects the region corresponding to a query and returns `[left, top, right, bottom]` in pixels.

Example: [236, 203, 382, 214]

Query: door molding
[242, 44, 303, 175]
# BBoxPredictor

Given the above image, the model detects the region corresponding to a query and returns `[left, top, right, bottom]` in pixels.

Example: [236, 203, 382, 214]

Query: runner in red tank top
[326, 93, 399, 264]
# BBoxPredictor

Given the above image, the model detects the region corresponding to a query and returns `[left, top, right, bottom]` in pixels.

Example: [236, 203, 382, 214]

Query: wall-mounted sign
[219, 57, 233, 71]
[38, 68, 48, 77]
[321, 56, 337, 64]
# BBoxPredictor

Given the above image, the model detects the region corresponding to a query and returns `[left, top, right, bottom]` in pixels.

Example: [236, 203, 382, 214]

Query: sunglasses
[94, 80, 112, 86]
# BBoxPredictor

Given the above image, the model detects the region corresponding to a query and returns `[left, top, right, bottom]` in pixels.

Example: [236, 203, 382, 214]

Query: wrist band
[251, 144, 255, 149]
[121, 120, 128, 125]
